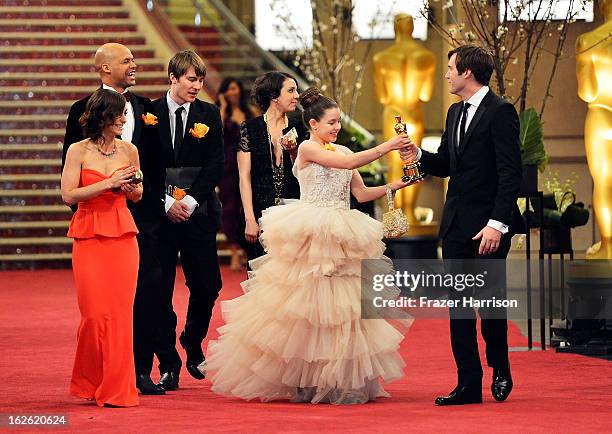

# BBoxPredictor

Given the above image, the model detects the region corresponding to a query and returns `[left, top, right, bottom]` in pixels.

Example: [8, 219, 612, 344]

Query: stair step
[0, 71, 164, 80]
[0, 221, 68, 229]
[0, 138, 64, 146]
[3, 36, 146, 46]
[1, 85, 169, 101]
[0, 159, 61, 167]
[0, 205, 68, 213]
[0, 189, 61, 197]
[0, 12, 130, 20]
[0, 45, 154, 53]
[0, 24, 139, 33]
[0, 244, 72, 257]
[1, 151, 61, 160]
[0, 18, 134, 26]
[0, 252, 72, 261]
[0, 144, 61, 151]
[2, 0, 124, 5]
[0, 77, 168, 87]
[0, 236, 72, 246]
[0, 48, 156, 60]
[0, 174, 60, 181]
[1, 85, 168, 93]
[1, 130, 64, 137]
[1, 196, 64, 206]
[0, 31, 141, 39]
[0, 115, 66, 122]
[0, 5, 127, 12]
[0, 221, 69, 239]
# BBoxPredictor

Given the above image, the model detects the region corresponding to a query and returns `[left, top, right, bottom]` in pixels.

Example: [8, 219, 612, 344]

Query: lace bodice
[294, 148, 353, 210]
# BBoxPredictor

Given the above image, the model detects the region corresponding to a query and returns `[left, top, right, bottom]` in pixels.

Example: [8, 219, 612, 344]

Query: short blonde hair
[168, 50, 206, 80]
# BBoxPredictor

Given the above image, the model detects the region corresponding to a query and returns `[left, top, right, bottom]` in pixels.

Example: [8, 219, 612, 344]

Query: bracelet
[374, 146, 383, 158]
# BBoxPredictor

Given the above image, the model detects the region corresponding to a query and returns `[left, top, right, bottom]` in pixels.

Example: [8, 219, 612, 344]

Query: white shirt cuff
[487, 219, 509, 234]
[182, 195, 199, 215]
[416, 147, 422, 161]
[164, 194, 175, 213]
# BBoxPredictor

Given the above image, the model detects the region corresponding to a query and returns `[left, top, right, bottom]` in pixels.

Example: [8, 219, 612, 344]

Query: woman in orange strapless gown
[61, 89, 143, 407]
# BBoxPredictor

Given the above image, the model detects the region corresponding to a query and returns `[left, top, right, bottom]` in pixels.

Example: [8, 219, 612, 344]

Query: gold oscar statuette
[394, 115, 425, 184]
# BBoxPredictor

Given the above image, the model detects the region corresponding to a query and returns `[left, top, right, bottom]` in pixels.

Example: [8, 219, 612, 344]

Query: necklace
[95, 139, 117, 158]
[263, 113, 288, 205]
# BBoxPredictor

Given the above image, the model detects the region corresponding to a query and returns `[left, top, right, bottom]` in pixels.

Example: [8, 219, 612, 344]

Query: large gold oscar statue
[576, 0, 612, 259]
[373, 14, 437, 235]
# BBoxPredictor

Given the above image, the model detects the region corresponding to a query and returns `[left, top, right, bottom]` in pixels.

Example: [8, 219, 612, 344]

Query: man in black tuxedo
[401, 45, 522, 406]
[151, 50, 224, 389]
[62, 43, 166, 395]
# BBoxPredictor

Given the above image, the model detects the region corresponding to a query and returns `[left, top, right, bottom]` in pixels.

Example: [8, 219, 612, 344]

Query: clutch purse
[382, 184, 408, 238]
[165, 167, 201, 200]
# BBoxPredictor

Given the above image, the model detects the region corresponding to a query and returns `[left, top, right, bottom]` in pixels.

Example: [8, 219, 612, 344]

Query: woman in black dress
[216, 77, 258, 271]
[236, 71, 308, 262]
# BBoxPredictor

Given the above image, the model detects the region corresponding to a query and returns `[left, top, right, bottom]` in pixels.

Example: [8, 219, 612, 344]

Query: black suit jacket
[152, 96, 224, 237]
[62, 89, 165, 229]
[419, 90, 522, 240]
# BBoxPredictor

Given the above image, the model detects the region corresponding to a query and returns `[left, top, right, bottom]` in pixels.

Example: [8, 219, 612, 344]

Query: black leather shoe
[492, 370, 513, 402]
[136, 374, 165, 395]
[157, 371, 180, 391]
[179, 332, 205, 380]
[435, 385, 482, 406]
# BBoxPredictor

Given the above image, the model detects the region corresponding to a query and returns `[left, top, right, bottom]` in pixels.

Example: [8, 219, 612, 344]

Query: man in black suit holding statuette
[400, 45, 522, 406]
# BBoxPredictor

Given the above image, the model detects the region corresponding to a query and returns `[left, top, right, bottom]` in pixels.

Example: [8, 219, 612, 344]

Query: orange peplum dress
[67, 168, 139, 407]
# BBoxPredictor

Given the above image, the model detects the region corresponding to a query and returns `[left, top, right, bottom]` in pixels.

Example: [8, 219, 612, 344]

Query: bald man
[62, 43, 167, 396]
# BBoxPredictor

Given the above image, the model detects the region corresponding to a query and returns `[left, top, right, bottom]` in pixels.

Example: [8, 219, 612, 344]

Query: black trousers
[133, 226, 163, 376]
[442, 223, 512, 387]
[155, 222, 222, 373]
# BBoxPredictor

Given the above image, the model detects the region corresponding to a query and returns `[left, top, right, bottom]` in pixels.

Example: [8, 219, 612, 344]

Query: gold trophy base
[401, 161, 426, 184]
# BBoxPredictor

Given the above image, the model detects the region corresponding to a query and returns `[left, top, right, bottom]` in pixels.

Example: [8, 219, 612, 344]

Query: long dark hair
[79, 89, 126, 142]
[215, 77, 255, 121]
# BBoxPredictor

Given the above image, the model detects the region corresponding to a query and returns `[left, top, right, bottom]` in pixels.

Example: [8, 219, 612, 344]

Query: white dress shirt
[416, 85, 508, 234]
[164, 91, 199, 215]
[102, 84, 134, 143]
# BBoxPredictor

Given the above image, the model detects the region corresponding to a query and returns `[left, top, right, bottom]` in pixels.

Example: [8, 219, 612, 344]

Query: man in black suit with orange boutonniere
[151, 50, 224, 391]
[62, 43, 167, 396]
[400, 44, 522, 406]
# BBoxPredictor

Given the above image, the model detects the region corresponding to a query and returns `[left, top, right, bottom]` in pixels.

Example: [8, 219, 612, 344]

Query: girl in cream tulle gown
[205, 87, 414, 404]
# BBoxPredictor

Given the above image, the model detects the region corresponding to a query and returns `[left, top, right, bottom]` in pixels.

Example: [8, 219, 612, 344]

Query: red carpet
[0, 268, 610, 433]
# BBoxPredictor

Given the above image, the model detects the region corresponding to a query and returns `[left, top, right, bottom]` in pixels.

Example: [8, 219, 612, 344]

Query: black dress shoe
[435, 385, 482, 406]
[136, 374, 165, 395]
[179, 332, 206, 380]
[157, 371, 180, 391]
[492, 370, 513, 402]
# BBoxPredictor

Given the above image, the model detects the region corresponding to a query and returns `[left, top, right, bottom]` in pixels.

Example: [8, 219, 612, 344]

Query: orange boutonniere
[172, 186, 187, 200]
[189, 123, 209, 139]
[321, 142, 336, 152]
[141, 112, 158, 126]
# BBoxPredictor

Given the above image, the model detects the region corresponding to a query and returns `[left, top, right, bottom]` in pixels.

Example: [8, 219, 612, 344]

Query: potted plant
[519, 107, 548, 193]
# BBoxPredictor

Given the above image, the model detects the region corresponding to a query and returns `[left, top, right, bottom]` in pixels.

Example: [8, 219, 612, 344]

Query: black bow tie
[122, 91, 132, 102]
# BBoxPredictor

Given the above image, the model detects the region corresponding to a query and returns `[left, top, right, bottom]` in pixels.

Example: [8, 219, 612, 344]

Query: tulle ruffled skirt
[206, 202, 410, 404]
